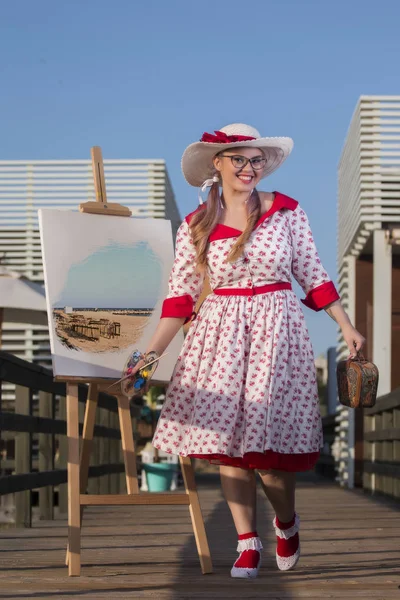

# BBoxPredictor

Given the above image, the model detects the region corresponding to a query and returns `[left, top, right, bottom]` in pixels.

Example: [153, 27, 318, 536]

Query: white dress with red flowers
[152, 192, 339, 471]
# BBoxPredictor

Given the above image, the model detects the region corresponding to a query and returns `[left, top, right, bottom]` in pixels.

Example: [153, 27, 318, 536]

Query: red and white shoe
[230, 531, 263, 579]
[273, 513, 300, 571]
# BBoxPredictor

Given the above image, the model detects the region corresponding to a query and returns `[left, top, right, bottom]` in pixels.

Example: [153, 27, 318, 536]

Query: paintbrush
[107, 352, 168, 390]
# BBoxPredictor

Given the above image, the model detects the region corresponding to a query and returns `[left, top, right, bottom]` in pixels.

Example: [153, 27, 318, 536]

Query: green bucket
[143, 462, 178, 492]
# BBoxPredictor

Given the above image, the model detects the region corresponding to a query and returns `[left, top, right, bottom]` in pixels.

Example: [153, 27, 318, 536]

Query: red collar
[185, 192, 298, 242]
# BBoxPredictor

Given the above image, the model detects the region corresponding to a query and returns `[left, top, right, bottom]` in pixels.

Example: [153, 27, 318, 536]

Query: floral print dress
[152, 192, 339, 471]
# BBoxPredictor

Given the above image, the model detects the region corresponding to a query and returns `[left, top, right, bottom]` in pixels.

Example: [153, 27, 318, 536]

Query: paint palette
[120, 350, 160, 398]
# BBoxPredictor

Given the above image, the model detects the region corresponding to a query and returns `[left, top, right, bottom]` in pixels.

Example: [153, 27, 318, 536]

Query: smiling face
[213, 146, 266, 194]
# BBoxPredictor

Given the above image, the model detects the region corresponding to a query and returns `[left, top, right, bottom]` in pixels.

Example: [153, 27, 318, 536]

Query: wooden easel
[61, 147, 212, 577]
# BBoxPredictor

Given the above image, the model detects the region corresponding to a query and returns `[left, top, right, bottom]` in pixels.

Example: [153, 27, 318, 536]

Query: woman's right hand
[124, 353, 154, 396]
[126, 354, 146, 380]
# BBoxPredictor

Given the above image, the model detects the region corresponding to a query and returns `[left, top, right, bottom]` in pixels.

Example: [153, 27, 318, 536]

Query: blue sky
[1, 0, 399, 355]
[54, 242, 162, 308]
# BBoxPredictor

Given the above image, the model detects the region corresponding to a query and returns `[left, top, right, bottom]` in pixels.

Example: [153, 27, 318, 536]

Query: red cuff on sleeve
[301, 281, 340, 312]
[161, 294, 194, 321]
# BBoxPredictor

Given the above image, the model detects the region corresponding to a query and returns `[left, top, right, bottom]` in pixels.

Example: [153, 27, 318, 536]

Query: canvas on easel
[38, 146, 212, 577]
[38, 207, 182, 381]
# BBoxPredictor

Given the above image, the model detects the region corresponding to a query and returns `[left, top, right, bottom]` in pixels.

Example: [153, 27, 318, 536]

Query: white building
[0, 158, 180, 367]
[336, 96, 400, 488]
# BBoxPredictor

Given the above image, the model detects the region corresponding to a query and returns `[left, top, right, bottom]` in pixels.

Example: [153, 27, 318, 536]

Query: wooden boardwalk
[0, 473, 399, 599]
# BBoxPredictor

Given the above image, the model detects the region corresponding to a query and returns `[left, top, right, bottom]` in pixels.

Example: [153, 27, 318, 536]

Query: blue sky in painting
[54, 242, 162, 309]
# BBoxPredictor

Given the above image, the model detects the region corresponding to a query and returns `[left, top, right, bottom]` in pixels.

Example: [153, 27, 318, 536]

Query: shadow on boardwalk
[174, 472, 400, 599]
[0, 472, 399, 599]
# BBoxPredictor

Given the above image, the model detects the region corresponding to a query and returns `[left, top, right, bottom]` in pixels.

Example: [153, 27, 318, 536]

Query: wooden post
[79, 147, 131, 217]
[394, 408, 400, 498]
[66, 383, 99, 567]
[118, 422, 126, 493]
[38, 391, 54, 520]
[79, 383, 98, 495]
[58, 396, 68, 514]
[179, 456, 212, 574]
[67, 383, 81, 576]
[99, 406, 110, 494]
[110, 410, 120, 494]
[117, 394, 139, 494]
[87, 429, 100, 495]
[15, 385, 31, 528]
[394, 409, 400, 498]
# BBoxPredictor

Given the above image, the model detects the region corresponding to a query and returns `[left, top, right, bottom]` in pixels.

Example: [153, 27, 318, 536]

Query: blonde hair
[189, 182, 261, 270]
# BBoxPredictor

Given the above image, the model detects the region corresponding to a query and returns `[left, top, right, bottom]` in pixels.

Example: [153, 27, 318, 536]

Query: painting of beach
[53, 308, 151, 353]
[39, 209, 183, 380]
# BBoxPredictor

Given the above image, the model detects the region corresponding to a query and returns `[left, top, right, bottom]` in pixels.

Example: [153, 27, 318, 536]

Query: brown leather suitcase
[336, 353, 379, 408]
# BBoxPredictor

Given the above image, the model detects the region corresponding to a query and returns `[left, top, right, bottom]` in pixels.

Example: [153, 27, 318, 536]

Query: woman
[132, 123, 365, 578]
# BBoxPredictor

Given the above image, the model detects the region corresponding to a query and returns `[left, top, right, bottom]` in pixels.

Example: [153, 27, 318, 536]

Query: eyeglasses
[219, 154, 267, 171]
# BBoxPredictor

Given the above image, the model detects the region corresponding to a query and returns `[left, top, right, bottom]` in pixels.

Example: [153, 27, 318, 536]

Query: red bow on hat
[200, 130, 256, 143]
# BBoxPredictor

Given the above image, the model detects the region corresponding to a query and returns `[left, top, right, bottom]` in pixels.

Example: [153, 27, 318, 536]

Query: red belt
[213, 282, 292, 296]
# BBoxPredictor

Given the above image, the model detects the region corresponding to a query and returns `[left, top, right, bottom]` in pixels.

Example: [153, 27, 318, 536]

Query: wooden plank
[79, 493, 190, 505]
[180, 456, 213, 574]
[54, 376, 117, 385]
[66, 383, 81, 576]
[99, 407, 110, 495]
[0, 351, 126, 415]
[394, 440, 400, 461]
[0, 351, 66, 394]
[79, 383, 98, 495]
[0, 369, 119, 418]
[382, 410, 393, 429]
[14, 385, 31, 528]
[39, 391, 54, 520]
[3, 476, 400, 596]
[109, 411, 120, 494]
[91, 146, 107, 203]
[0, 463, 126, 495]
[0, 469, 67, 495]
[0, 412, 65, 435]
[67, 396, 85, 567]
[364, 391, 400, 415]
[57, 396, 68, 514]
[364, 428, 400, 441]
[118, 421, 126, 493]
[364, 460, 400, 477]
[364, 413, 373, 433]
[79, 146, 132, 216]
[79, 201, 132, 217]
[0, 412, 121, 438]
[117, 394, 139, 494]
[87, 417, 100, 495]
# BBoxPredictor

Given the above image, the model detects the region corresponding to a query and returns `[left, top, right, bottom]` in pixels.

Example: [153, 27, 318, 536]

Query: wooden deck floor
[0, 473, 399, 599]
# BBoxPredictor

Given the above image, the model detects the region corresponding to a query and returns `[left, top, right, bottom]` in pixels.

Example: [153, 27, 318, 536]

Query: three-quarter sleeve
[290, 206, 339, 311]
[161, 220, 205, 322]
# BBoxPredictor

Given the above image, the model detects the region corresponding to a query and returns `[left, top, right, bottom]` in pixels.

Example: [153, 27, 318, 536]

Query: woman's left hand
[341, 323, 366, 358]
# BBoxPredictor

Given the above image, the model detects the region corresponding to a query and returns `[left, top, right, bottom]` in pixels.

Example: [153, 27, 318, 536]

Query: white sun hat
[181, 123, 294, 188]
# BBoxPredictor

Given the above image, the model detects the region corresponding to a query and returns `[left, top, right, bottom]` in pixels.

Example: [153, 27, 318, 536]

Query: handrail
[363, 388, 400, 499]
[0, 350, 121, 412]
[0, 351, 140, 526]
